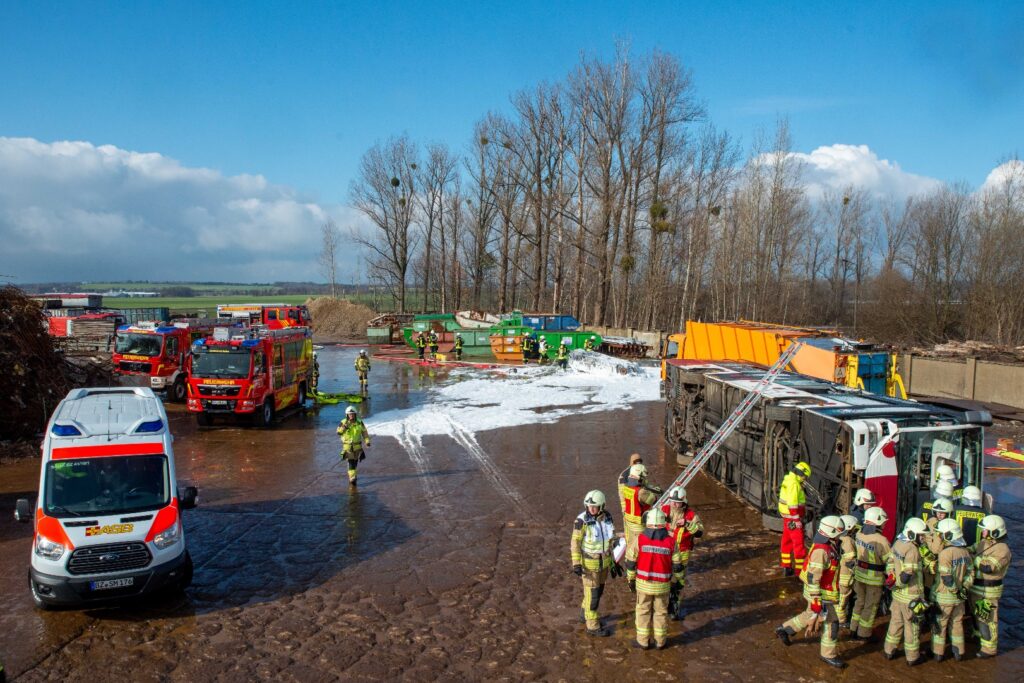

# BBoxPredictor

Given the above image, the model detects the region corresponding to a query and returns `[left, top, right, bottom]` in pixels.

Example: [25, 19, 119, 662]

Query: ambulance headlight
[153, 520, 181, 549]
[34, 535, 65, 561]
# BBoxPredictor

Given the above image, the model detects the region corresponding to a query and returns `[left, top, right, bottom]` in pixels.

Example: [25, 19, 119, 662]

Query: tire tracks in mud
[444, 415, 527, 516]
[395, 424, 450, 522]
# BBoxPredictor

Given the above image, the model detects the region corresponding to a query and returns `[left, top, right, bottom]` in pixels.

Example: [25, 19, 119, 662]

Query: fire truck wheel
[298, 383, 308, 409]
[170, 378, 187, 403]
[257, 401, 275, 429]
[195, 413, 212, 427]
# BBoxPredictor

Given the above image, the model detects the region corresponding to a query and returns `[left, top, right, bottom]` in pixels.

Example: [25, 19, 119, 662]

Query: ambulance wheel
[257, 401, 274, 428]
[29, 573, 52, 611]
[170, 378, 187, 403]
[175, 551, 194, 592]
[195, 413, 212, 427]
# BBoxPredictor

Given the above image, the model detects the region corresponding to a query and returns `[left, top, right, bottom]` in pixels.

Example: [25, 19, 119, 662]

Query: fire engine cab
[187, 325, 313, 427]
[113, 320, 221, 402]
[216, 303, 311, 329]
[15, 387, 198, 609]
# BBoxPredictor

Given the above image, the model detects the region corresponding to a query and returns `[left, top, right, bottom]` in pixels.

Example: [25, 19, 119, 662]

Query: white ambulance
[15, 387, 198, 609]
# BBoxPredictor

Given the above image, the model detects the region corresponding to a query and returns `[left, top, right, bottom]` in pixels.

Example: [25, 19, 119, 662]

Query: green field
[104, 294, 315, 314]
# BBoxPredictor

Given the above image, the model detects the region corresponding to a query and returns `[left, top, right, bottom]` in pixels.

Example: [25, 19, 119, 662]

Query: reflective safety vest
[557, 345, 568, 360]
[634, 529, 677, 593]
[777, 472, 805, 519]
[620, 483, 652, 528]
[416, 336, 427, 348]
[661, 504, 702, 553]
[454, 337, 464, 350]
[954, 505, 985, 545]
[355, 356, 370, 373]
[800, 541, 841, 601]
[570, 511, 616, 574]
[338, 418, 370, 450]
[969, 538, 1010, 600]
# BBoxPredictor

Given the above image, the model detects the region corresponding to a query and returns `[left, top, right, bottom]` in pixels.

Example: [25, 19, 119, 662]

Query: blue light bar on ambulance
[51, 424, 82, 437]
[134, 419, 164, 434]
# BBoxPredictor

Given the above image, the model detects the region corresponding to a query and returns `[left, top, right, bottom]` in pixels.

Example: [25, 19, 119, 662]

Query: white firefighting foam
[369, 351, 660, 439]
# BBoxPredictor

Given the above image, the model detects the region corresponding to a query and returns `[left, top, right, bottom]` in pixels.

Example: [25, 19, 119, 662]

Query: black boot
[783, 567, 795, 577]
[775, 627, 792, 646]
[907, 657, 924, 667]
[578, 609, 585, 624]
[933, 653, 944, 663]
[884, 651, 898, 660]
[820, 656, 847, 669]
[632, 640, 650, 650]
[976, 651, 995, 659]
[587, 627, 611, 637]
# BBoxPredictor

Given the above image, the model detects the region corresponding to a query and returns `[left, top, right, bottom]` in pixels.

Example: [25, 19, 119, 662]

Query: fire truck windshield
[44, 455, 170, 517]
[192, 349, 252, 378]
[115, 333, 163, 357]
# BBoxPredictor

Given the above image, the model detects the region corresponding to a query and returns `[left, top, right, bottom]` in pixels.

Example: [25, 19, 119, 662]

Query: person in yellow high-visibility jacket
[779, 462, 811, 576]
[619, 463, 659, 559]
[337, 406, 371, 486]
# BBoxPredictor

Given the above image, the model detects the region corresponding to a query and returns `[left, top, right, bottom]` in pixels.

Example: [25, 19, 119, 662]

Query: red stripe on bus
[51, 442, 164, 459]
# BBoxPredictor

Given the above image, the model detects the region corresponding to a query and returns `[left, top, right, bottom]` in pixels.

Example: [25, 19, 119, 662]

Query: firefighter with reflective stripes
[571, 490, 618, 637]
[920, 480, 956, 519]
[922, 496, 954, 591]
[556, 342, 569, 369]
[337, 406, 371, 486]
[849, 488, 876, 526]
[955, 485, 985, 545]
[619, 463, 658, 557]
[778, 461, 811, 576]
[625, 508, 683, 650]
[415, 332, 427, 360]
[883, 517, 929, 666]
[661, 486, 703, 620]
[428, 330, 440, 357]
[850, 506, 892, 641]
[309, 351, 320, 397]
[775, 515, 847, 669]
[837, 514, 859, 629]
[968, 515, 1011, 658]
[931, 517, 974, 661]
[354, 350, 370, 392]
[584, 335, 596, 352]
[453, 334, 464, 361]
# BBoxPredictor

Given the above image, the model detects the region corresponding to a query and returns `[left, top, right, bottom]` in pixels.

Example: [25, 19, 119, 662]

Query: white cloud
[0, 137, 365, 282]
[787, 144, 942, 202]
[979, 159, 1024, 195]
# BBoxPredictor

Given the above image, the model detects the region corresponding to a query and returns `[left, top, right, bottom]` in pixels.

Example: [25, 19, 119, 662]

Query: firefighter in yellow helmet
[570, 490, 619, 637]
[850, 505, 892, 642]
[354, 350, 371, 393]
[775, 515, 847, 669]
[883, 517, 928, 666]
[969, 515, 1011, 658]
[619, 463, 658, 558]
[337, 406, 371, 486]
[625, 508, 683, 650]
[931, 517, 974, 661]
[778, 461, 811, 576]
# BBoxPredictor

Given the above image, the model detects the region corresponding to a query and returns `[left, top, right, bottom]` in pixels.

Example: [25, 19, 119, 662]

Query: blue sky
[0, 1, 1021, 281]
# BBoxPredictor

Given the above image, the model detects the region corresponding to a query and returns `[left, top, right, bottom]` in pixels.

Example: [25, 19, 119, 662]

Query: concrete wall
[900, 355, 1024, 410]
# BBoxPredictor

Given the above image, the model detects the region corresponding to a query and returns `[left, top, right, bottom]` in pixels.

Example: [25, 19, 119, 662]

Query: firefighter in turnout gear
[415, 332, 427, 360]
[921, 479, 956, 519]
[556, 342, 569, 369]
[521, 333, 535, 364]
[837, 514, 859, 628]
[453, 334, 464, 361]
[584, 335, 596, 351]
[355, 350, 371, 392]
[849, 488, 876, 526]
[619, 463, 658, 558]
[661, 486, 703, 620]
[931, 517, 974, 661]
[922, 496, 954, 591]
[625, 508, 684, 650]
[883, 517, 929, 666]
[968, 515, 1011, 658]
[850, 506, 892, 641]
[778, 461, 811, 576]
[570, 490, 618, 637]
[954, 485, 985, 545]
[337, 406, 371, 486]
[309, 351, 320, 396]
[538, 337, 549, 364]
[775, 515, 847, 669]
[428, 330, 440, 357]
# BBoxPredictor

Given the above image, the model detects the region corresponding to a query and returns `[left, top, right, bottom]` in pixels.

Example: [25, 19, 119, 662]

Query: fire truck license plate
[90, 577, 134, 591]
[210, 400, 228, 406]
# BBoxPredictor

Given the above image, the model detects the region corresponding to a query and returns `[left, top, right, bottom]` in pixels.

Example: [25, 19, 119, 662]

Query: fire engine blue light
[135, 419, 164, 434]
[193, 339, 206, 347]
[241, 339, 261, 348]
[51, 424, 82, 437]
[117, 324, 131, 331]
[156, 326, 177, 334]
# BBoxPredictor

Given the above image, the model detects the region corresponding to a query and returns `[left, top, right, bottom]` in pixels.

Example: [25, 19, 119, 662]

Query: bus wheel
[257, 401, 274, 428]
[170, 378, 187, 403]
[196, 413, 212, 427]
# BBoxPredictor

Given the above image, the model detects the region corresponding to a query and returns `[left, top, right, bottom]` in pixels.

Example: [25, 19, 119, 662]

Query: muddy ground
[1, 348, 1022, 681]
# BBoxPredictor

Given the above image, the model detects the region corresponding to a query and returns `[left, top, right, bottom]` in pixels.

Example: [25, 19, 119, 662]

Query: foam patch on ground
[370, 351, 660, 438]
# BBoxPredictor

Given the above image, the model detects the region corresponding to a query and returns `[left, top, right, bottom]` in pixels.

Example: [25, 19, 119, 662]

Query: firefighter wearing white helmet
[954, 484, 985, 545]
[836, 514, 860, 628]
[931, 517, 974, 662]
[337, 405, 370, 486]
[660, 485, 704, 621]
[969, 515, 1011, 658]
[775, 516, 847, 669]
[625, 507, 683, 650]
[922, 496, 954, 590]
[619, 462, 658, 560]
[354, 349, 371, 393]
[584, 335, 596, 352]
[570, 490, 617, 637]
[849, 488, 876, 526]
[919, 479, 957, 520]
[850, 506, 891, 642]
[883, 517, 929, 665]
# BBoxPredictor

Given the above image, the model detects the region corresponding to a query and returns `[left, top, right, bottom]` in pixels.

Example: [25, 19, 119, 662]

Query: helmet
[583, 490, 606, 509]
[840, 514, 860, 534]
[456, 333, 462, 337]
[590, 335, 596, 340]
[937, 517, 963, 543]
[932, 497, 954, 515]
[629, 453, 643, 466]
[961, 485, 982, 507]
[853, 488, 876, 507]
[979, 515, 1007, 540]
[360, 349, 367, 356]
[903, 517, 929, 542]
[646, 509, 668, 527]
[934, 480, 955, 498]
[936, 464, 957, 483]
[794, 462, 811, 478]
[628, 463, 647, 481]
[864, 506, 888, 528]
[345, 406, 357, 416]
[818, 515, 845, 539]
[668, 486, 687, 503]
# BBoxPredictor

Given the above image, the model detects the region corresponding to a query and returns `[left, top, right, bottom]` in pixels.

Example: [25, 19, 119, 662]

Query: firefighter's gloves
[884, 573, 897, 589]
[359, 452, 366, 462]
[956, 586, 970, 601]
[810, 598, 823, 614]
[787, 520, 802, 531]
[609, 564, 624, 579]
[628, 579, 637, 594]
[974, 599, 993, 620]
[694, 530, 703, 538]
[572, 564, 583, 577]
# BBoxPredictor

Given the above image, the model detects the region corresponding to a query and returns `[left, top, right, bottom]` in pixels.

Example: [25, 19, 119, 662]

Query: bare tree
[319, 220, 340, 298]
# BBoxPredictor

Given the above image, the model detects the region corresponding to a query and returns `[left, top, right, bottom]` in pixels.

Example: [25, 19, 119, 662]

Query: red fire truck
[113, 320, 221, 402]
[186, 326, 313, 427]
[216, 303, 311, 329]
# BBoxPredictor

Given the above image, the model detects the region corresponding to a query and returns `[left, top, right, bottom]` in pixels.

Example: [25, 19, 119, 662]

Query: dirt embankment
[907, 339, 1024, 364]
[306, 297, 377, 344]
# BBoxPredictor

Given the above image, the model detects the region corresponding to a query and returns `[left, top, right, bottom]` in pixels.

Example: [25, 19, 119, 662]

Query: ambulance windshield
[44, 454, 170, 517]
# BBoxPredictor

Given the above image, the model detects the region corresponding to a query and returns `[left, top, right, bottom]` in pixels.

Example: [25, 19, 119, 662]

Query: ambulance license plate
[90, 577, 134, 591]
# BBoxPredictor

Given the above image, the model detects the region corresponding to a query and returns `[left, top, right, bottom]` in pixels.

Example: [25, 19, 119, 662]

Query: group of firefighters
[415, 329, 597, 367]
[774, 461, 1011, 668]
